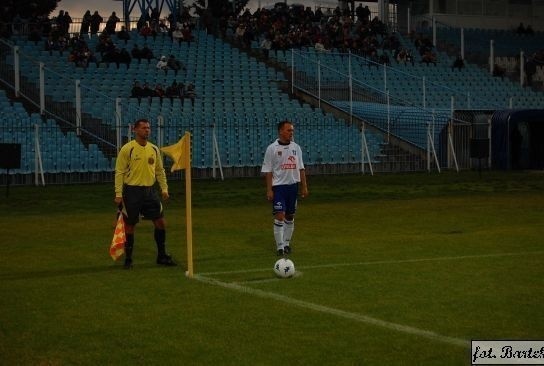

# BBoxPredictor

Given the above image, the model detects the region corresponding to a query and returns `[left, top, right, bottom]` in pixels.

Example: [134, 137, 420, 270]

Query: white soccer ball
[274, 258, 295, 278]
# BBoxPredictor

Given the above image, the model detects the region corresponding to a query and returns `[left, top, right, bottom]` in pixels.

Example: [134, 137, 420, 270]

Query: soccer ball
[274, 258, 295, 278]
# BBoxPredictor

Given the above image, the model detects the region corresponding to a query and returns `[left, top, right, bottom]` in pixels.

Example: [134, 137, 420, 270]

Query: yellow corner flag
[110, 212, 126, 261]
[161, 132, 194, 278]
[161, 134, 189, 172]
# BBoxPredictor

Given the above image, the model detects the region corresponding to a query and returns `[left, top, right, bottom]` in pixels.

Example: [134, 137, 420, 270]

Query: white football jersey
[261, 140, 305, 186]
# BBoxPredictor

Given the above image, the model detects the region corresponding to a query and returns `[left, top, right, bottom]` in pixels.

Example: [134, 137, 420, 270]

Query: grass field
[1, 171, 543, 365]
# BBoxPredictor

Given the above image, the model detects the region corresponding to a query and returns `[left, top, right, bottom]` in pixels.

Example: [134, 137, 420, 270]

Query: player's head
[133, 119, 151, 141]
[277, 120, 293, 131]
[277, 120, 294, 143]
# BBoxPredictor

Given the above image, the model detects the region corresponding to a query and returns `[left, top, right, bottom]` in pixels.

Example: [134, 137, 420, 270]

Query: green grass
[0, 171, 543, 365]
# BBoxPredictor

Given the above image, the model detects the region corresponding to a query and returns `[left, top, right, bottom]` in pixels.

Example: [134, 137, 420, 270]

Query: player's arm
[114, 147, 128, 204]
[299, 169, 308, 198]
[262, 145, 274, 201]
[265, 172, 273, 201]
[155, 149, 169, 200]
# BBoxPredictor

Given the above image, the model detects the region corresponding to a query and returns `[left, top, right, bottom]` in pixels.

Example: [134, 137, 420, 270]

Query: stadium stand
[1, 4, 542, 181]
[2, 26, 384, 175]
[0, 89, 111, 174]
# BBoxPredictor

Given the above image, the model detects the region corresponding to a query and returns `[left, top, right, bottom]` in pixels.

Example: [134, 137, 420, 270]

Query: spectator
[452, 55, 465, 71]
[101, 46, 121, 67]
[131, 44, 142, 63]
[11, 13, 24, 36]
[141, 44, 154, 63]
[181, 22, 194, 43]
[369, 50, 380, 65]
[139, 22, 155, 40]
[105, 12, 120, 35]
[172, 25, 184, 45]
[185, 82, 196, 106]
[379, 52, 390, 65]
[136, 14, 148, 32]
[534, 50, 544, 65]
[63, 11, 73, 35]
[234, 23, 246, 47]
[359, 5, 371, 23]
[156, 55, 168, 73]
[150, 7, 160, 23]
[45, 34, 68, 55]
[90, 11, 103, 36]
[525, 55, 537, 86]
[493, 64, 506, 78]
[69, 34, 87, 50]
[158, 19, 169, 35]
[45, 35, 58, 55]
[167, 54, 186, 76]
[118, 48, 132, 69]
[315, 38, 327, 52]
[396, 48, 407, 63]
[421, 50, 437, 65]
[142, 82, 154, 102]
[28, 25, 42, 45]
[405, 50, 414, 65]
[154, 83, 165, 103]
[80, 10, 92, 35]
[55, 10, 67, 36]
[95, 34, 114, 57]
[165, 80, 180, 102]
[117, 26, 131, 44]
[260, 36, 272, 59]
[70, 46, 97, 68]
[131, 80, 144, 103]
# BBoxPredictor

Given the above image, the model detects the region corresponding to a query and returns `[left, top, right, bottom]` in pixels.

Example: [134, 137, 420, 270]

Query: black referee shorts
[123, 185, 163, 225]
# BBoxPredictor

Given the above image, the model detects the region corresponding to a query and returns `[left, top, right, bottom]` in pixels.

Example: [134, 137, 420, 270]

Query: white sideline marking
[200, 250, 544, 276]
[233, 271, 304, 285]
[194, 274, 468, 348]
[232, 278, 279, 285]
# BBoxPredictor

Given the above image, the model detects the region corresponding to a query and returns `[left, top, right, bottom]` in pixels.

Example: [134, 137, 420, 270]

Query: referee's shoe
[157, 254, 177, 266]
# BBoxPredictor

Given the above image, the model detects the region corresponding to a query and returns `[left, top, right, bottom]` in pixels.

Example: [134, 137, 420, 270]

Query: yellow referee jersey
[114, 140, 168, 197]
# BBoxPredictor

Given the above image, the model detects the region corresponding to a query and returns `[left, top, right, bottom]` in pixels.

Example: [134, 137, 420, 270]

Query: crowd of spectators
[3, 1, 542, 93]
[516, 23, 535, 36]
[156, 54, 187, 75]
[524, 50, 544, 86]
[131, 80, 196, 106]
[133, 7, 194, 44]
[222, 4, 391, 57]
[210, 3, 435, 67]
[21, 5, 198, 72]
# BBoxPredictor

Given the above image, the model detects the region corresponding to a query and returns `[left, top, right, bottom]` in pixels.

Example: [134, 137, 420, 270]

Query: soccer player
[114, 118, 176, 269]
[261, 120, 309, 256]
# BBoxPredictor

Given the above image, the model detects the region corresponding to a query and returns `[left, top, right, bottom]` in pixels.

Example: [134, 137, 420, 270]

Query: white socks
[284, 219, 294, 247]
[274, 219, 284, 250]
[273, 218, 295, 250]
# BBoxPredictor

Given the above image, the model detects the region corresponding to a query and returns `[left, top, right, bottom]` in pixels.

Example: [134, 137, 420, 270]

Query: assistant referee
[114, 118, 176, 269]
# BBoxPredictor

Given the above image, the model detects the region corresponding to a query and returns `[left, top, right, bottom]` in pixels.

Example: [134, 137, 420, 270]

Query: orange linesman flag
[110, 212, 126, 260]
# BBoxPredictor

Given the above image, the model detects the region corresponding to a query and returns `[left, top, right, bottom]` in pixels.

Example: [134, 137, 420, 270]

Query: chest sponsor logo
[281, 156, 297, 169]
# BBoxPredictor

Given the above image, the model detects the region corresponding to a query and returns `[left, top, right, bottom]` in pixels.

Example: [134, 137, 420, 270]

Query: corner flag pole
[184, 131, 194, 278]
[160, 132, 194, 278]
